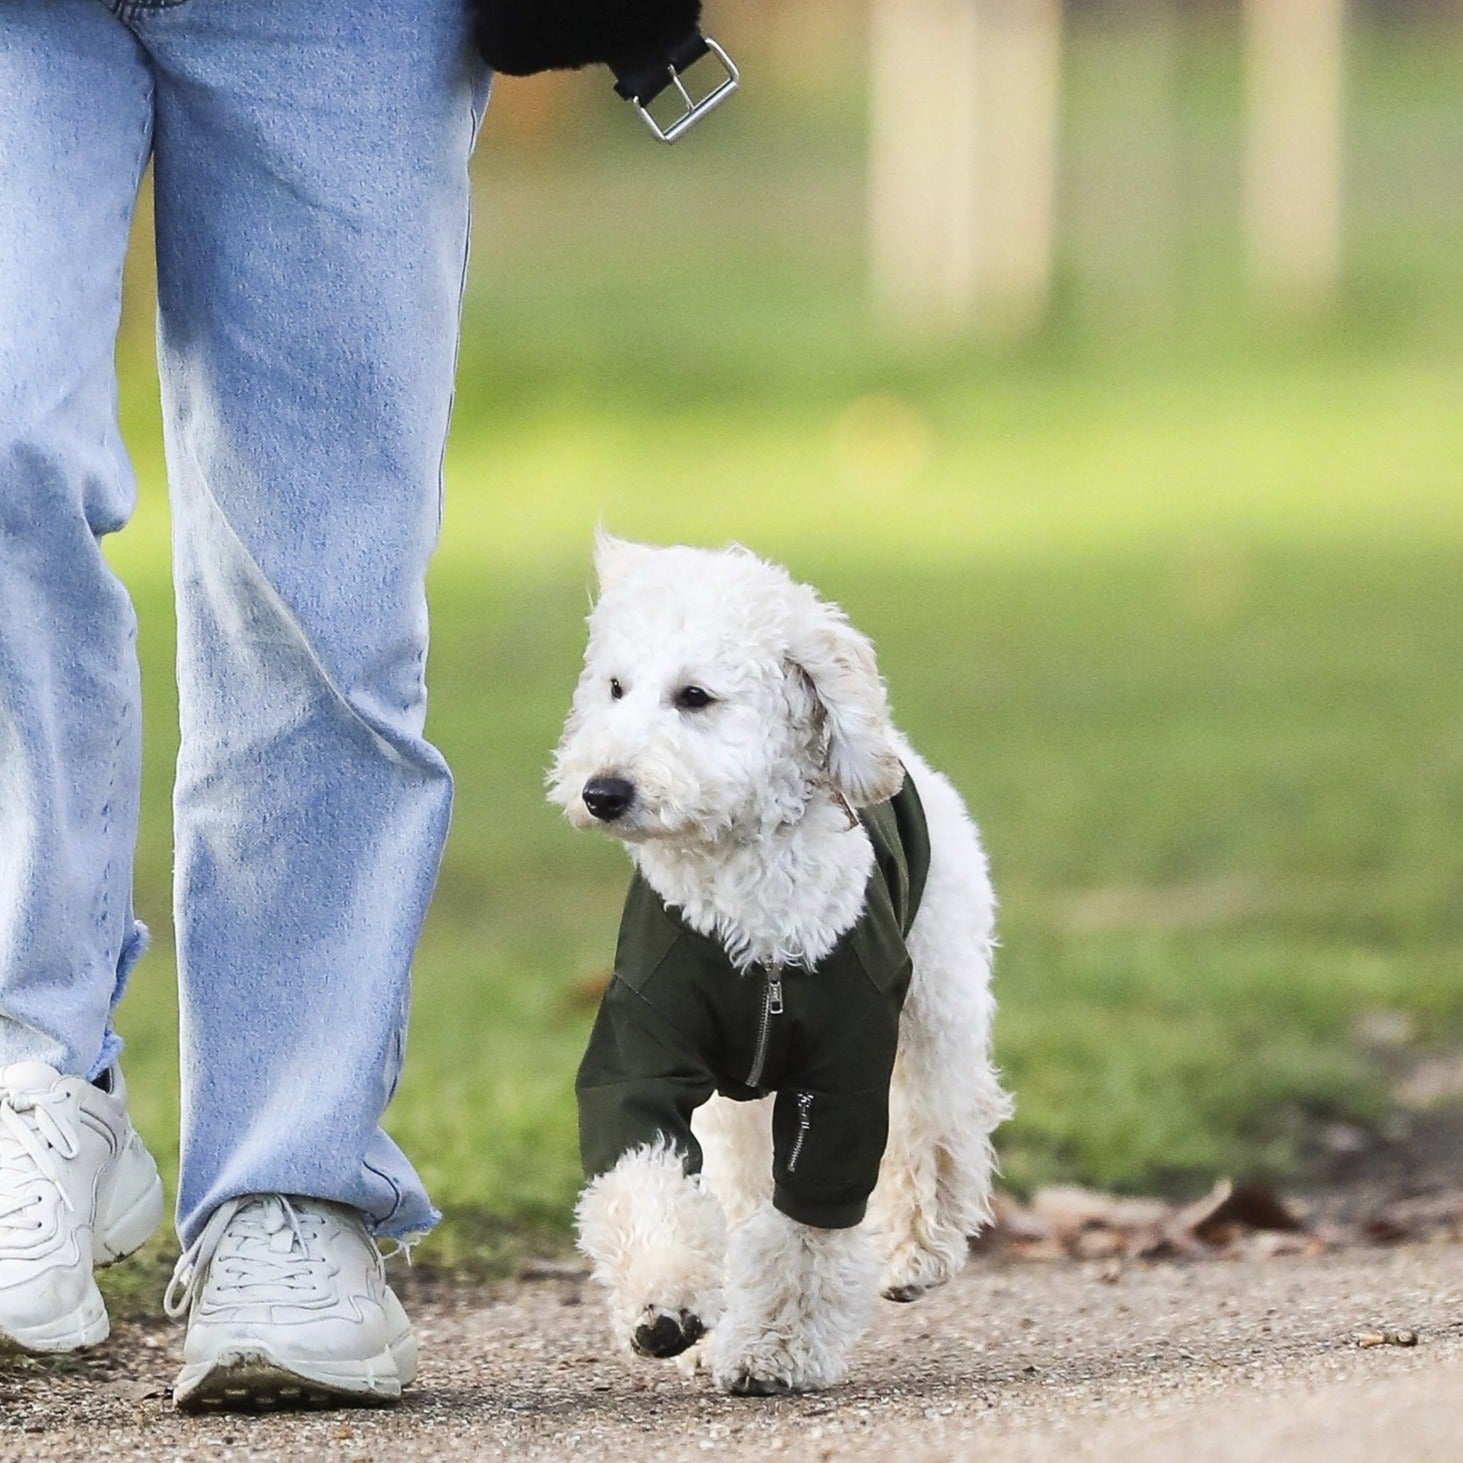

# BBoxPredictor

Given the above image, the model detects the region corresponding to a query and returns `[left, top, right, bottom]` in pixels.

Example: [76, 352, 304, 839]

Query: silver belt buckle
[633, 37, 739, 145]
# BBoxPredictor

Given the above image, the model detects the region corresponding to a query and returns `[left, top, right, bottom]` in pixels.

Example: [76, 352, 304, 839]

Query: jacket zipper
[787, 1092, 814, 1173]
[745, 964, 784, 1090]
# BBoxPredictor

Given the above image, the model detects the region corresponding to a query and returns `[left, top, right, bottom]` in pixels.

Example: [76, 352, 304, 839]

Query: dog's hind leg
[709, 1203, 878, 1395]
[867, 758, 1013, 1302]
[692, 1093, 773, 1232]
[869, 1036, 1009, 1302]
[575, 1139, 728, 1361]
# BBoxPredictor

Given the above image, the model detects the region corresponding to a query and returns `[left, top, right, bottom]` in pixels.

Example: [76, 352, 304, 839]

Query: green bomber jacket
[576, 773, 930, 1230]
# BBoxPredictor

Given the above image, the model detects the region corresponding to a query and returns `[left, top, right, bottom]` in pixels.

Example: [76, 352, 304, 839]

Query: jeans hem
[88, 919, 151, 1081]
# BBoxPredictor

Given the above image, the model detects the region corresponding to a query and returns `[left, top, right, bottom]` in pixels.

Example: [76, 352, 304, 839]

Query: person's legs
[0, 0, 154, 1080]
[136, 0, 488, 1251]
[0, 0, 166, 1355]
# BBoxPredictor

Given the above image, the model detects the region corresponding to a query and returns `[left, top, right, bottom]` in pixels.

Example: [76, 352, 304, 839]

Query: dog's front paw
[632, 1305, 705, 1359]
[709, 1203, 873, 1396]
[711, 1342, 810, 1397]
[710, 1329, 818, 1396]
[881, 1281, 929, 1304]
[725, 1370, 799, 1397]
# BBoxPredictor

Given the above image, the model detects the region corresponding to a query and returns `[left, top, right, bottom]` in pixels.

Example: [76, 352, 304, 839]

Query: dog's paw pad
[728, 1372, 798, 1397]
[632, 1307, 704, 1359]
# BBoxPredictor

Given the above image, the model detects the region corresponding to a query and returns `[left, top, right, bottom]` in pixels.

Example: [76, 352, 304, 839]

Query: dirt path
[3, 1244, 1461, 1461]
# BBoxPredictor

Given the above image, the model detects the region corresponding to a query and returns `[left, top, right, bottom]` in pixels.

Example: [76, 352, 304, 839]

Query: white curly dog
[549, 535, 1011, 1396]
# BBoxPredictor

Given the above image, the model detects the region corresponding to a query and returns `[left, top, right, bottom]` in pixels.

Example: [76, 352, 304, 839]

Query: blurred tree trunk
[868, 0, 975, 326]
[1243, 0, 1346, 303]
[1074, 0, 1182, 327]
[868, 0, 1061, 339]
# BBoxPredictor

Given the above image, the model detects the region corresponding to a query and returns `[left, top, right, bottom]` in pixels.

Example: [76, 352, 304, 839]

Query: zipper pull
[767, 966, 784, 1015]
[787, 1091, 814, 1173]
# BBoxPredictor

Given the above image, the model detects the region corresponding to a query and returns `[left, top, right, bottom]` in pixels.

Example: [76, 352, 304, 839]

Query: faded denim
[0, 0, 489, 1245]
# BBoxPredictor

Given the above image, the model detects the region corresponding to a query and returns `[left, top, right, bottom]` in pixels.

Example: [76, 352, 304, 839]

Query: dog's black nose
[582, 776, 635, 823]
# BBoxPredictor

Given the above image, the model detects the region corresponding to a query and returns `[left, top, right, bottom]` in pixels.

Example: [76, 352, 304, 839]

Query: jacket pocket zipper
[746, 964, 784, 1090]
[787, 1092, 814, 1173]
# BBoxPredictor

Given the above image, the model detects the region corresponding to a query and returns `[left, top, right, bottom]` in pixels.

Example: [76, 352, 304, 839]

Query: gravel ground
[3, 1244, 1461, 1462]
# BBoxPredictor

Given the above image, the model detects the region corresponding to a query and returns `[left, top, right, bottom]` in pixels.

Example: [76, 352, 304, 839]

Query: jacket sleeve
[575, 977, 717, 1181]
[474, 0, 703, 78]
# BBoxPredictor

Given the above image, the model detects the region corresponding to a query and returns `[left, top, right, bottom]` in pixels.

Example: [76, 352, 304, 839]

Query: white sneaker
[166, 1194, 417, 1411]
[0, 1060, 164, 1352]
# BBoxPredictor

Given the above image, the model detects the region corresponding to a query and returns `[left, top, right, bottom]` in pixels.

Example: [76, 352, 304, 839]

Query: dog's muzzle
[582, 776, 636, 823]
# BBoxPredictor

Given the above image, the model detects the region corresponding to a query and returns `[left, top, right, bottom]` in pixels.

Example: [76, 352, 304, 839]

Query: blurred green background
[101, 0, 1461, 1262]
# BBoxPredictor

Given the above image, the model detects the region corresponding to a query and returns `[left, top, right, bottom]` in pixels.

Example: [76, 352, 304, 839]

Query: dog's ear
[593, 531, 653, 594]
[788, 592, 904, 807]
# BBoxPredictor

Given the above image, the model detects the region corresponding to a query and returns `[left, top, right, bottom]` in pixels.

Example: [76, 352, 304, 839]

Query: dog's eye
[609, 678, 624, 701]
[675, 686, 715, 712]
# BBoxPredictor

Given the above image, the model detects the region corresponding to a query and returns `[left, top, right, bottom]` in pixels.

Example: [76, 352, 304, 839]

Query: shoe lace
[0, 1089, 83, 1233]
[164, 1194, 335, 1318]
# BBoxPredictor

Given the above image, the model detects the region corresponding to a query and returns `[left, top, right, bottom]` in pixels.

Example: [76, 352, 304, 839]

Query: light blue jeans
[0, 0, 489, 1245]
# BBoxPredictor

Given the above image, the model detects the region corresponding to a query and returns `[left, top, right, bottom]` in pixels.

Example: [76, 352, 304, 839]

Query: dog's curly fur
[574, 1137, 726, 1356]
[473, 0, 702, 77]
[551, 536, 1013, 1394]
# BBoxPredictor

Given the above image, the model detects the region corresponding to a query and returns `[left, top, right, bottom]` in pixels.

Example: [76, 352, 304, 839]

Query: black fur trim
[474, 0, 704, 78]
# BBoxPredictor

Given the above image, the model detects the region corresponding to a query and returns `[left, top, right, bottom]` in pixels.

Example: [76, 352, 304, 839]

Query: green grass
[94, 14, 1463, 1262]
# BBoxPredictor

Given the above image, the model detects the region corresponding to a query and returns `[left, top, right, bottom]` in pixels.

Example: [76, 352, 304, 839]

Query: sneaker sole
[172, 1331, 417, 1413]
